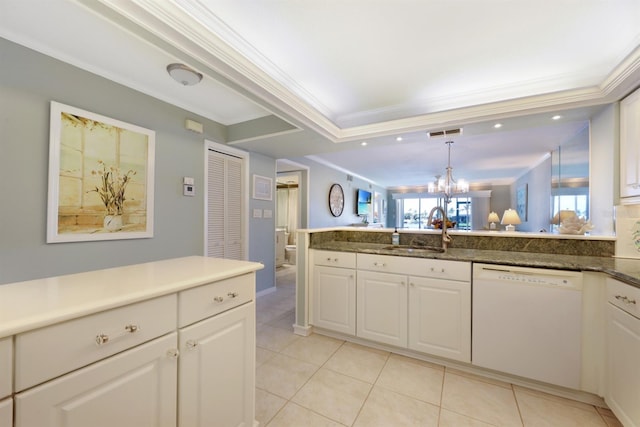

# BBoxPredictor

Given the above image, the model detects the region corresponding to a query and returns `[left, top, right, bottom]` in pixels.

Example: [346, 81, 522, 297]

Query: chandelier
[427, 140, 468, 203]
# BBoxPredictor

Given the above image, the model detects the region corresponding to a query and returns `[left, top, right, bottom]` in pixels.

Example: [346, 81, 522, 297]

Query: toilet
[284, 232, 296, 265]
[285, 245, 296, 265]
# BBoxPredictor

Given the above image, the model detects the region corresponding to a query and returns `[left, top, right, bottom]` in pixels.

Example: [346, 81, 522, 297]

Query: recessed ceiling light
[494, 123, 502, 129]
[361, 141, 368, 146]
[396, 136, 403, 142]
[552, 115, 562, 120]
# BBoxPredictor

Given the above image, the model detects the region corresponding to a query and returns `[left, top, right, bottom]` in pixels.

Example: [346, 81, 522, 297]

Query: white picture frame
[47, 101, 155, 243]
[252, 174, 273, 201]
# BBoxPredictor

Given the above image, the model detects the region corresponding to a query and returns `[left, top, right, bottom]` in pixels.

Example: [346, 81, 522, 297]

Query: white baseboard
[256, 286, 277, 298]
[293, 324, 313, 336]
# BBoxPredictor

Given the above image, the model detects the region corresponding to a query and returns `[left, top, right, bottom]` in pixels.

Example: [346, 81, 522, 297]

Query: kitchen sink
[381, 245, 445, 254]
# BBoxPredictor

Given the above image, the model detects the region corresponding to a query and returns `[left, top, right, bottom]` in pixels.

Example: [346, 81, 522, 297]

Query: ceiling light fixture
[552, 115, 562, 120]
[427, 140, 468, 204]
[494, 123, 502, 129]
[166, 63, 203, 86]
[396, 136, 403, 142]
[361, 141, 368, 146]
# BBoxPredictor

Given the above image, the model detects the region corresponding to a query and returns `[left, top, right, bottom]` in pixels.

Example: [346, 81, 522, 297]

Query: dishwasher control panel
[474, 264, 582, 290]
[496, 273, 573, 288]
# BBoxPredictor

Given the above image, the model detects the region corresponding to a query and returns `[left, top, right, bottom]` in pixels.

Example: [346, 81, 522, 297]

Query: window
[396, 196, 472, 230]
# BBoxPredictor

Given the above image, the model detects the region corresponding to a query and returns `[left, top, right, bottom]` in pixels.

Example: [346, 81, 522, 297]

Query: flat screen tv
[356, 188, 372, 216]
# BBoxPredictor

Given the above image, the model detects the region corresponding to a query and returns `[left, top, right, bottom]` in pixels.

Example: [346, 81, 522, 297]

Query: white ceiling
[2, 0, 639, 188]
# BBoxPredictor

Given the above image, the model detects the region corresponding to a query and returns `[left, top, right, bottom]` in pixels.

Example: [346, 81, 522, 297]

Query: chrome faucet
[427, 206, 452, 251]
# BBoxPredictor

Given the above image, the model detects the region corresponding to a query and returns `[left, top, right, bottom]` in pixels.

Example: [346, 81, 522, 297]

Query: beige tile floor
[256, 265, 623, 427]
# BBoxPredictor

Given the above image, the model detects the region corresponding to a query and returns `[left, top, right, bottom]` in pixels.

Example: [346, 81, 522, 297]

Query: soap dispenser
[392, 228, 400, 246]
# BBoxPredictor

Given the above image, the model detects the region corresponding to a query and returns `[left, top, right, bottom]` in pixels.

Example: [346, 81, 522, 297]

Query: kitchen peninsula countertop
[310, 241, 640, 288]
[0, 256, 264, 339]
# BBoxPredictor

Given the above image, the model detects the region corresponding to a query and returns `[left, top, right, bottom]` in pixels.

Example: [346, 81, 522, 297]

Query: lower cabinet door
[606, 304, 640, 427]
[312, 265, 356, 335]
[357, 270, 407, 347]
[178, 302, 255, 427]
[408, 276, 471, 362]
[0, 398, 12, 427]
[15, 333, 178, 427]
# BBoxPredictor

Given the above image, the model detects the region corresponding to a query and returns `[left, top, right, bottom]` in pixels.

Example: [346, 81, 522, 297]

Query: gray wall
[285, 158, 386, 228]
[0, 38, 274, 285]
[248, 153, 276, 292]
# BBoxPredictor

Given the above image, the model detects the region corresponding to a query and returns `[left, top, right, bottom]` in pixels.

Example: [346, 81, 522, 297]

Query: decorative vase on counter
[103, 214, 123, 231]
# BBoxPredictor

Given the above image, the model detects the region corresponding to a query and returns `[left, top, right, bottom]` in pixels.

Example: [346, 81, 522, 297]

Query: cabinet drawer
[312, 250, 356, 269]
[0, 337, 11, 399]
[607, 278, 640, 318]
[357, 253, 470, 281]
[15, 294, 176, 392]
[178, 273, 254, 328]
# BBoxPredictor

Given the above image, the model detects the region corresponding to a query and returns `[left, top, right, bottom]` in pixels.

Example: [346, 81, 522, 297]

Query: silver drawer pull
[186, 339, 198, 350]
[615, 295, 637, 305]
[373, 262, 386, 267]
[430, 267, 445, 273]
[214, 296, 224, 303]
[166, 348, 180, 359]
[95, 334, 109, 346]
[95, 323, 140, 346]
[228, 292, 239, 298]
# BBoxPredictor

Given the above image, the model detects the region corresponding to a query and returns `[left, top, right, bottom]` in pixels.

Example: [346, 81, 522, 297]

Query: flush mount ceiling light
[166, 63, 203, 86]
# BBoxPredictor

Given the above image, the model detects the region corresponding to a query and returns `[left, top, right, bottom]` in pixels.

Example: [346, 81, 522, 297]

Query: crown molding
[100, 0, 640, 145]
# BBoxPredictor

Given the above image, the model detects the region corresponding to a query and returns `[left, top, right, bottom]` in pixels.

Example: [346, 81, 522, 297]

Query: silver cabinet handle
[186, 339, 198, 350]
[95, 323, 140, 346]
[615, 295, 637, 305]
[166, 348, 180, 359]
[214, 296, 224, 303]
[373, 262, 386, 267]
[228, 292, 239, 298]
[430, 267, 445, 273]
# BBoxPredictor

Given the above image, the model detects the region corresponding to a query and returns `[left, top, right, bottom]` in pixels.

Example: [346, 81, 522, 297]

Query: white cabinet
[0, 337, 11, 399]
[357, 269, 407, 347]
[620, 87, 640, 200]
[606, 278, 640, 427]
[15, 333, 178, 427]
[0, 337, 11, 427]
[408, 274, 471, 362]
[2, 258, 260, 427]
[310, 250, 357, 335]
[355, 253, 471, 358]
[179, 302, 255, 427]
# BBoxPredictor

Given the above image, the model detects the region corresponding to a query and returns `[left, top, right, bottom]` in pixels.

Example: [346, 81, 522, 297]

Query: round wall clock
[328, 183, 345, 217]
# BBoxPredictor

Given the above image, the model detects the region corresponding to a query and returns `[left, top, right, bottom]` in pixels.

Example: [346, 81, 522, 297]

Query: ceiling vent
[427, 128, 463, 138]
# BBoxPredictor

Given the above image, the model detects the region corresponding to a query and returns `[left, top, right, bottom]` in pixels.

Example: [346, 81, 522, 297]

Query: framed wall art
[516, 183, 528, 222]
[47, 101, 155, 243]
[252, 174, 273, 201]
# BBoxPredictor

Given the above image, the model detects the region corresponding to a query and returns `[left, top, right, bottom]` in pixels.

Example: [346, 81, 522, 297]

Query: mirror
[550, 125, 589, 232]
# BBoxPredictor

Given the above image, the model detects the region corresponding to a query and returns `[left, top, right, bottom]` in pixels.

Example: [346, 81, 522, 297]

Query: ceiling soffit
[98, 0, 640, 145]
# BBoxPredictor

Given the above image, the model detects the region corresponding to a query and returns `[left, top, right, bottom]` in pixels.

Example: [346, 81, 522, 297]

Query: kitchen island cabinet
[0, 256, 263, 427]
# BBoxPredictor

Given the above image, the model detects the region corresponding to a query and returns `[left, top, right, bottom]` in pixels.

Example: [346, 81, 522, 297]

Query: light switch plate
[183, 184, 195, 196]
[253, 208, 262, 218]
[263, 209, 273, 218]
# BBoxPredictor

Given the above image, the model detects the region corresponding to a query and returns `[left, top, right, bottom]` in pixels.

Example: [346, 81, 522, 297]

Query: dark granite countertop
[311, 241, 640, 289]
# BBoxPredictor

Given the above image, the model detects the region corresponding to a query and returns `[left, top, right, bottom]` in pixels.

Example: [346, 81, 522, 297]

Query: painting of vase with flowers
[47, 101, 155, 243]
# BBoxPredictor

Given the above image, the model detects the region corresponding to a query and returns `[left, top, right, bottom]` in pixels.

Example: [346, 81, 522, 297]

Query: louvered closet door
[207, 150, 244, 260]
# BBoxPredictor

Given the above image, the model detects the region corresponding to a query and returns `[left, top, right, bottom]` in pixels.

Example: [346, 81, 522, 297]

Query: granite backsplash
[309, 230, 615, 257]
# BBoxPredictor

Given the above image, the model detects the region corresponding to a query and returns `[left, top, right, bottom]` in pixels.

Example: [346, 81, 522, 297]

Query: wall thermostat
[183, 177, 195, 196]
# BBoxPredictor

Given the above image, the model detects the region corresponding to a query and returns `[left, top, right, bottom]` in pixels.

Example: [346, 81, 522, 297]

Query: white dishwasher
[472, 263, 583, 389]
